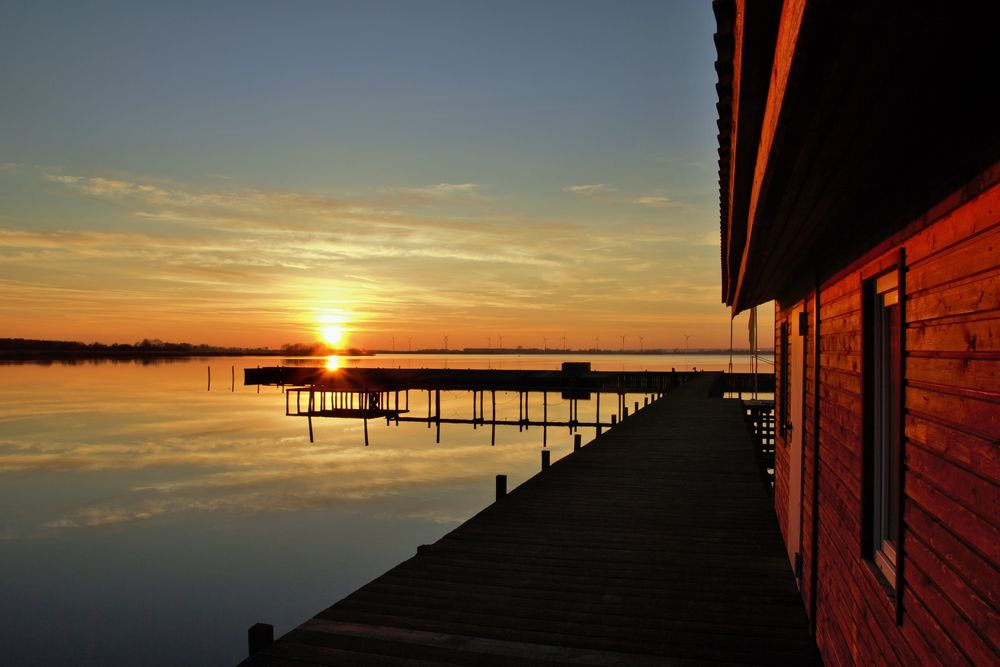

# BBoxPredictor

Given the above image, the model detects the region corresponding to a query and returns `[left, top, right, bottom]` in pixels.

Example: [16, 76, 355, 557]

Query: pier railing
[742, 399, 776, 494]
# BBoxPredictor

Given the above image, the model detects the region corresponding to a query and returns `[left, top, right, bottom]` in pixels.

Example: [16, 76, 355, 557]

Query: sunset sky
[0, 1, 772, 350]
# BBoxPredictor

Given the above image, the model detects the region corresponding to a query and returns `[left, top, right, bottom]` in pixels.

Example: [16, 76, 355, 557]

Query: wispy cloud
[563, 183, 616, 196]
[386, 182, 482, 204]
[0, 166, 736, 347]
[633, 196, 675, 208]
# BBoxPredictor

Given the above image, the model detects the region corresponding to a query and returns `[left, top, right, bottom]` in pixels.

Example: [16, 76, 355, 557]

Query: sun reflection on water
[325, 355, 342, 371]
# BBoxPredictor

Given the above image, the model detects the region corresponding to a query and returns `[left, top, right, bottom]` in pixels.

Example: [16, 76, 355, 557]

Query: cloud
[562, 183, 616, 196]
[385, 182, 483, 204]
[633, 196, 675, 208]
[4, 166, 737, 347]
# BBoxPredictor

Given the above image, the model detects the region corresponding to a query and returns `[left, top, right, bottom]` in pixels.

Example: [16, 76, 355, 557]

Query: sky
[0, 0, 773, 350]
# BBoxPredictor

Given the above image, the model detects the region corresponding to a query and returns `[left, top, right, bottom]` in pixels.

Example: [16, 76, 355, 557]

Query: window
[779, 321, 791, 435]
[863, 267, 902, 586]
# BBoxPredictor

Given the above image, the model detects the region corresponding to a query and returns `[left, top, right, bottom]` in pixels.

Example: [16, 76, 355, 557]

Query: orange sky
[0, 3, 773, 351]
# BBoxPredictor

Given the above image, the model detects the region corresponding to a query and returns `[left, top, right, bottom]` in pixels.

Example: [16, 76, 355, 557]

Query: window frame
[861, 250, 906, 612]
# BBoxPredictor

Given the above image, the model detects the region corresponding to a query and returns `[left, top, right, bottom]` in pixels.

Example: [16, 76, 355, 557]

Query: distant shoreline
[1, 338, 773, 362]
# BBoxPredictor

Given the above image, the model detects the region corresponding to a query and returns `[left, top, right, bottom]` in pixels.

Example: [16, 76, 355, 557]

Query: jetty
[239, 372, 815, 665]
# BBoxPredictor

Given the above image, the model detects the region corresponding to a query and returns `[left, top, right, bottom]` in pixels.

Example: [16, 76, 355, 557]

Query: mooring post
[574, 433, 581, 450]
[543, 392, 548, 447]
[207, 366, 211, 391]
[248, 622, 273, 657]
[364, 418, 369, 446]
[524, 391, 529, 429]
[231, 366, 235, 392]
[495, 474, 507, 500]
[518, 391, 523, 432]
[491, 390, 496, 446]
[541, 449, 550, 470]
[596, 392, 601, 436]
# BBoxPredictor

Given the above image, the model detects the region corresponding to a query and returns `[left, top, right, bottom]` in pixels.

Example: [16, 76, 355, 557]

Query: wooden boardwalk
[240, 373, 818, 665]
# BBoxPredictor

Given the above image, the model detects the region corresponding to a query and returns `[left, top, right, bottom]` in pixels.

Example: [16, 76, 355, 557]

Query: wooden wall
[773, 178, 1000, 665]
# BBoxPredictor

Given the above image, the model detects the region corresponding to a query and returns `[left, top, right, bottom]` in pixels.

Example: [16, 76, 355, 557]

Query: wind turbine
[639, 335, 644, 353]
[543, 336, 547, 352]
[443, 334, 449, 351]
[620, 335, 625, 353]
[682, 332, 692, 353]
[561, 335, 567, 350]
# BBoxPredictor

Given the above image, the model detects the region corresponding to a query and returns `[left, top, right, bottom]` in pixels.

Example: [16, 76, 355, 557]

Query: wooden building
[714, 2, 999, 664]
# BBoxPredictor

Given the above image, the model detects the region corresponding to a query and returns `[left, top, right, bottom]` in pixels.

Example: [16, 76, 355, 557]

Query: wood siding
[774, 179, 1000, 665]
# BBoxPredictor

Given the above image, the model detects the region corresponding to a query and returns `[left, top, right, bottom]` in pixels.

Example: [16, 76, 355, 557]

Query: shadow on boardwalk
[240, 373, 818, 665]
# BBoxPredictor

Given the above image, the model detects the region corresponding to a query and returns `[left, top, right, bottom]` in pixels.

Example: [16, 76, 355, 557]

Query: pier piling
[248, 623, 273, 656]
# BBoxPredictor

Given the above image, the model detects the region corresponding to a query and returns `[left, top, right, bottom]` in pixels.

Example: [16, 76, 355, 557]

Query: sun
[320, 325, 345, 347]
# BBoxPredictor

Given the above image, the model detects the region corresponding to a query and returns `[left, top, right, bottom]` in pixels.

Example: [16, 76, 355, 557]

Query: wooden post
[479, 390, 484, 424]
[248, 622, 274, 656]
[472, 390, 477, 430]
[207, 366, 211, 391]
[524, 391, 529, 429]
[596, 392, 601, 436]
[231, 365, 235, 392]
[308, 398, 314, 444]
[574, 433, 582, 451]
[611, 414, 617, 426]
[285, 389, 290, 415]
[644, 396, 649, 407]
[435, 390, 441, 444]
[543, 392, 547, 447]
[541, 449, 550, 470]
[623, 406, 629, 419]
[517, 391, 524, 433]
[495, 474, 507, 500]
[427, 390, 432, 428]
[634, 400, 639, 414]
[364, 418, 369, 446]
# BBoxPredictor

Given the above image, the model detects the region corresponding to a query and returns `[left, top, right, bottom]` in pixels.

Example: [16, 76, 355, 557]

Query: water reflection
[0, 353, 765, 666]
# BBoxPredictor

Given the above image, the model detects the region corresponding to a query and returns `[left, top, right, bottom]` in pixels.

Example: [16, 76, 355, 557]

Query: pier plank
[240, 373, 817, 665]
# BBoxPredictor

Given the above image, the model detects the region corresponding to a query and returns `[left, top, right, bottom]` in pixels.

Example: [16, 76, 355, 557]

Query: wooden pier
[240, 373, 816, 665]
[244, 365, 775, 396]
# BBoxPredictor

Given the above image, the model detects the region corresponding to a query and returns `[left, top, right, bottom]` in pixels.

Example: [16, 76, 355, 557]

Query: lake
[0, 353, 767, 666]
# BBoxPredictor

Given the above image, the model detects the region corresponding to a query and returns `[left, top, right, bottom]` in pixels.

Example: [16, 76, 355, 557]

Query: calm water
[0, 353, 763, 666]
